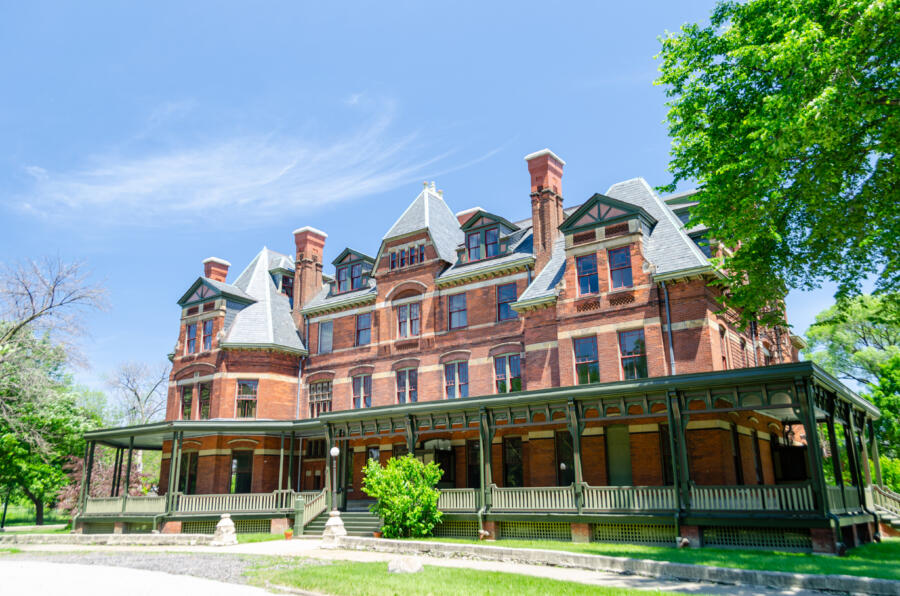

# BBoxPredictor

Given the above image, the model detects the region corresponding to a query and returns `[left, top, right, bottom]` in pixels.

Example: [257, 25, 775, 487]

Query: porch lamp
[322, 445, 347, 547]
[330, 446, 340, 511]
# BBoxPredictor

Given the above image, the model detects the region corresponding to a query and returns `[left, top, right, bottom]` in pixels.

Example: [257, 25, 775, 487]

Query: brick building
[78, 149, 888, 553]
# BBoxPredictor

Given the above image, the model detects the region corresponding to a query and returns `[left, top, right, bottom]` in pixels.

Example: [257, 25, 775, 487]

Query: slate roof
[515, 236, 566, 306]
[220, 247, 306, 354]
[438, 227, 534, 282]
[383, 184, 464, 264]
[266, 250, 294, 272]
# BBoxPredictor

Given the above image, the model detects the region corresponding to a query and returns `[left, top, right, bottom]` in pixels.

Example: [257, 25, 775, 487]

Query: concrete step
[302, 510, 382, 536]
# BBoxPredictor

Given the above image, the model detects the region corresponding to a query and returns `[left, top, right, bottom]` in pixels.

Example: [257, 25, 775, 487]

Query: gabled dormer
[177, 277, 255, 313]
[559, 193, 657, 246]
[456, 210, 521, 265]
[332, 248, 375, 294]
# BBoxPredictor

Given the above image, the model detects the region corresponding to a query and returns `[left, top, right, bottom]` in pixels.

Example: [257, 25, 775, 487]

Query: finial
[438, 189, 444, 197]
[423, 181, 429, 188]
[430, 181, 436, 191]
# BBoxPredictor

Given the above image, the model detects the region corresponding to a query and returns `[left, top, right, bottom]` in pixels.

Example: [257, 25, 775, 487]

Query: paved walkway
[12, 539, 826, 595]
[0, 560, 270, 596]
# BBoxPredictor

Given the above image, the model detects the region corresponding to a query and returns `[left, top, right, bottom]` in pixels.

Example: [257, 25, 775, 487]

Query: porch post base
[678, 525, 700, 548]
[271, 518, 290, 535]
[811, 526, 843, 555]
[570, 522, 591, 543]
[321, 511, 347, 548]
[113, 522, 125, 535]
[480, 521, 499, 541]
[160, 520, 182, 535]
[72, 520, 84, 534]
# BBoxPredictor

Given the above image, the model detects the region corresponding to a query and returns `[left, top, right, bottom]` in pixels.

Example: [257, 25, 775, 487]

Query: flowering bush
[361, 454, 443, 538]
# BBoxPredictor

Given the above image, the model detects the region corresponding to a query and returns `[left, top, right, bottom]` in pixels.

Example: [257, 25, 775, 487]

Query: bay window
[198, 383, 211, 419]
[236, 379, 258, 418]
[181, 386, 192, 420]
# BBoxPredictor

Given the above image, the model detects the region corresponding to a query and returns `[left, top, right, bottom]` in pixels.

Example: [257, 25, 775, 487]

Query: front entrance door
[230, 451, 253, 493]
[435, 448, 456, 489]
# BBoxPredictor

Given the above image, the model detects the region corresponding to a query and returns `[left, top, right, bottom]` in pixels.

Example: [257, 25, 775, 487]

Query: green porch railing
[437, 488, 479, 512]
[122, 496, 167, 514]
[582, 484, 676, 512]
[173, 490, 297, 514]
[825, 485, 862, 514]
[873, 485, 900, 516]
[490, 484, 577, 512]
[690, 483, 815, 512]
[83, 497, 124, 515]
[301, 489, 328, 527]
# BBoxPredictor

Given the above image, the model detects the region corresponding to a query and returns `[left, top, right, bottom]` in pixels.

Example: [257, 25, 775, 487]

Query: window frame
[390, 252, 397, 270]
[352, 374, 372, 409]
[575, 254, 599, 296]
[399, 249, 407, 267]
[318, 320, 333, 354]
[444, 361, 469, 399]
[235, 379, 258, 418]
[181, 385, 192, 420]
[201, 319, 214, 351]
[185, 323, 197, 354]
[574, 336, 600, 385]
[496, 282, 518, 321]
[608, 246, 633, 290]
[350, 263, 363, 290]
[448, 293, 467, 330]
[337, 266, 349, 293]
[494, 353, 522, 393]
[198, 383, 211, 420]
[418, 245, 426, 263]
[395, 368, 418, 404]
[309, 380, 333, 418]
[396, 302, 420, 338]
[466, 232, 481, 262]
[355, 312, 372, 346]
[409, 246, 417, 265]
[618, 329, 648, 380]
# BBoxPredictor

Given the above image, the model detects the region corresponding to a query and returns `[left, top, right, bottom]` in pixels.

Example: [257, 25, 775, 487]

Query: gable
[177, 277, 255, 306]
[460, 210, 519, 233]
[559, 193, 657, 234]
[332, 247, 375, 267]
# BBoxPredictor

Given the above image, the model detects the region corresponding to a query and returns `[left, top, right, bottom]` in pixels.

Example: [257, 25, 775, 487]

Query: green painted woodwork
[606, 425, 632, 486]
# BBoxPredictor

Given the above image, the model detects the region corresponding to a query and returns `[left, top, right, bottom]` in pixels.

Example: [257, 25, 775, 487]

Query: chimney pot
[203, 257, 230, 282]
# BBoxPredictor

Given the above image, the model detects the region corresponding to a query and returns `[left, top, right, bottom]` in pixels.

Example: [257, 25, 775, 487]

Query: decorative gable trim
[177, 277, 255, 307]
[459, 210, 520, 233]
[332, 248, 375, 266]
[559, 193, 657, 235]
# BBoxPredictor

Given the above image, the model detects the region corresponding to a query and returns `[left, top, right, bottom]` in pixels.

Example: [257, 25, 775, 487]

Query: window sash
[574, 337, 600, 385]
[396, 369, 418, 404]
[418, 245, 426, 262]
[352, 375, 372, 408]
[202, 320, 213, 351]
[337, 267, 349, 292]
[198, 383, 211, 419]
[448, 294, 467, 329]
[576, 255, 599, 295]
[309, 381, 333, 418]
[608, 247, 633, 289]
[318, 321, 333, 354]
[181, 386, 192, 420]
[409, 247, 417, 265]
[186, 323, 197, 354]
[496, 283, 518, 321]
[494, 354, 522, 393]
[444, 361, 468, 399]
[390, 252, 397, 269]
[356, 313, 371, 346]
[485, 227, 499, 258]
[350, 263, 362, 289]
[399, 249, 407, 267]
[466, 232, 481, 261]
[618, 330, 647, 379]
[236, 380, 257, 418]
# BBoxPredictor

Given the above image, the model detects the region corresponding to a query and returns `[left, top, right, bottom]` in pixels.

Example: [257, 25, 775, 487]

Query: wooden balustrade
[438, 488, 479, 511]
[174, 490, 297, 514]
[301, 489, 328, 527]
[842, 486, 861, 512]
[122, 496, 167, 514]
[490, 485, 576, 512]
[691, 484, 814, 512]
[826, 485, 846, 513]
[582, 485, 676, 512]
[83, 497, 124, 514]
[874, 486, 900, 516]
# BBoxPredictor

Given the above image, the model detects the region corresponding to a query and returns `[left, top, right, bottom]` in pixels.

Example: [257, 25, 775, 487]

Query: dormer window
[337, 267, 349, 292]
[336, 263, 364, 293]
[350, 263, 362, 289]
[485, 228, 499, 258]
[466, 232, 481, 261]
[576, 255, 599, 296]
[281, 274, 294, 307]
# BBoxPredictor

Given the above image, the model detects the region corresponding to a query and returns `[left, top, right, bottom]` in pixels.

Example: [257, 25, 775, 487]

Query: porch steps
[303, 510, 382, 537]
[875, 507, 900, 532]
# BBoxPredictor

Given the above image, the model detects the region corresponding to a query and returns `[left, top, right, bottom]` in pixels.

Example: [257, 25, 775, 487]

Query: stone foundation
[570, 522, 591, 543]
[270, 517, 290, 535]
[160, 520, 182, 534]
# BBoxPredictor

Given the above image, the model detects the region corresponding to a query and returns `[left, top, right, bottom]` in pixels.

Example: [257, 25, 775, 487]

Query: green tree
[864, 353, 900, 459]
[804, 293, 900, 385]
[656, 0, 899, 326]
[361, 454, 443, 538]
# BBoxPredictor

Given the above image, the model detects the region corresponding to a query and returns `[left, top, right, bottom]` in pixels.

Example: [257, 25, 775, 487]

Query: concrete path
[0, 560, 270, 596]
[12, 539, 826, 595]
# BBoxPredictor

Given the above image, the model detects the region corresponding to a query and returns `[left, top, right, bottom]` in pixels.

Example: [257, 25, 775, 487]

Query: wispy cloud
[13, 104, 485, 227]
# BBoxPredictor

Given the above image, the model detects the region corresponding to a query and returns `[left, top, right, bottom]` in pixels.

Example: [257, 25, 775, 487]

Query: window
[179, 452, 198, 494]
[337, 266, 349, 292]
[397, 303, 420, 338]
[236, 380, 258, 418]
[352, 375, 372, 408]
[503, 437, 523, 487]
[409, 246, 417, 265]
[730, 424, 745, 485]
[181, 386, 192, 420]
[392, 443, 408, 459]
[418, 245, 426, 263]
[466, 232, 481, 261]
[399, 249, 407, 267]
[618, 330, 647, 379]
[396, 369, 418, 404]
[444, 361, 468, 399]
[556, 431, 575, 486]
[677, 210, 691, 226]
[390, 252, 397, 270]
[367, 446, 380, 463]
[198, 383, 211, 420]
[309, 381, 332, 418]
[494, 354, 521, 393]
[608, 246, 633, 289]
[356, 313, 371, 346]
[230, 451, 253, 494]
[496, 283, 518, 321]
[435, 447, 456, 488]
[350, 263, 362, 290]
[466, 440, 480, 488]
[692, 235, 713, 257]
[448, 293, 467, 329]
[185, 323, 197, 354]
[318, 321, 333, 354]
[576, 254, 599, 295]
[202, 319, 213, 351]
[282, 274, 294, 308]
[485, 227, 499, 258]
[307, 439, 326, 458]
[574, 337, 599, 384]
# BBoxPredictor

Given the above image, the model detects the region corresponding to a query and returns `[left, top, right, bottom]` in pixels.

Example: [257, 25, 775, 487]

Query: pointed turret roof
[382, 182, 463, 263]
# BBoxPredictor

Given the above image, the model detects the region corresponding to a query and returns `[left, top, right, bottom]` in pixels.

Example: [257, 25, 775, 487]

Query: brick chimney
[525, 149, 565, 273]
[203, 257, 230, 282]
[293, 226, 327, 322]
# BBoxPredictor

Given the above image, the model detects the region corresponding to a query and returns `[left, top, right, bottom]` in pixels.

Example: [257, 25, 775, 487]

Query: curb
[336, 536, 900, 596]
[0, 533, 213, 547]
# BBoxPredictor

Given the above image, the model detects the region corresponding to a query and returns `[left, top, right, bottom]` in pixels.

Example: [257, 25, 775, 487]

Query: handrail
[438, 488, 479, 511]
[302, 489, 328, 527]
[691, 484, 814, 512]
[873, 485, 900, 516]
[582, 484, 677, 512]
[490, 484, 576, 512]
[175, 490, 297, 514]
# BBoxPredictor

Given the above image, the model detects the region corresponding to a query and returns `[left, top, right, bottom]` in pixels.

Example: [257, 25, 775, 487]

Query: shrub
[361, 454, 443, 538]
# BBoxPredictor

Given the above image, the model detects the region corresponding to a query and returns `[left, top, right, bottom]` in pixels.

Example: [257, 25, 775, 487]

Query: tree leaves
[361, 454, 443, 539]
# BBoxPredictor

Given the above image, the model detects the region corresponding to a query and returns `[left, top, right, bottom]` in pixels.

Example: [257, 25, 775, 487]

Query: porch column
[84, 441, 96, 501]
[869, 419, 883, 486]
[566, 400, 584, 512]
[78, 442, 90, 511]
[287, 432, 295, 491]
[278, 433, 285, 491]
[825, 399, 846, 511]
[295, 437, 304, 492]
[858, 415, 873, 486]
[669, 390, 691, 513]
[405, 415, 417, 456]
[798, 380, 828, 516]
[665, 390, 683, 514]
[324, 426, 333, 509]
[478, 408, 494, 510]
[110, 448, 121, 497]
[123, 437, 134, 497]
[165, 433, 178, 510]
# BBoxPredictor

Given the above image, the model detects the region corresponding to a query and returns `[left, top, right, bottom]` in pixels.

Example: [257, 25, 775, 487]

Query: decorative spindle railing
[83, 497, 124, 514]
[582, 485, 676, 512]
[873, 486, 900, 516]
[301, 489, 328, 527]
[690, 484, 814, 512]
[174, 490, 297, 514]
[438, 488, 479, 511]
[490, 485, 576, 512]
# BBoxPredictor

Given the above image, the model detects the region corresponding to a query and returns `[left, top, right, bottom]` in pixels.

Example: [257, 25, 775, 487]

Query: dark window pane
[609, 247, 633, 289]
[503, 437, 523, 487]
[449, 294, 467, 329]
[576, 255, 599, 295]
[485, 227, 499, 257]
[356, 313, 371, 346]
[466, 232, 481, 261]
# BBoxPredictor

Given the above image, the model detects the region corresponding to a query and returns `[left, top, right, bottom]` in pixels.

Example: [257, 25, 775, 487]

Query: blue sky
[0, 1, 843, 393]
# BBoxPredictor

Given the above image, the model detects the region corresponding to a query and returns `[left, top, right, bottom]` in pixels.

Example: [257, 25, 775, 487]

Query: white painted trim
[525, 341, 558, 352]
[558, 317, 660, 340]
[523, 148, 566, 166]
[293, 226, 328, 238]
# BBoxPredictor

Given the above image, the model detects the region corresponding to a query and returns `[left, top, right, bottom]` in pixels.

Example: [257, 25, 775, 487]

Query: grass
[0, 527, 70, 535]
[245, 559, 687, 596]
[237, 532, 290, 544]
[0, 548, 22, 555]
[404, 536, 900, 581]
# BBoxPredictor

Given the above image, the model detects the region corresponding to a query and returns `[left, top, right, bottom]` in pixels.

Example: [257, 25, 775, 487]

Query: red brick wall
[631, 431, 664, 486]
[581, 434, 608, 486]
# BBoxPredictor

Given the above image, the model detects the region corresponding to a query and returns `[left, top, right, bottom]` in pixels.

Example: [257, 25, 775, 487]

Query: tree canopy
[865, 353, 900, 459]
[657, 0, 899, 326]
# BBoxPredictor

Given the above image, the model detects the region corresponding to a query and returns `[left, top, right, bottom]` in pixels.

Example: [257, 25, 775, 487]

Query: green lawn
[0, 527, 70, 535]
[405, 537, 900, 581]
[1, 505, 69, 526]
[238, 532, 289, 544]
[246, 559, 687, 596]
[0, 548, 22, 555]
